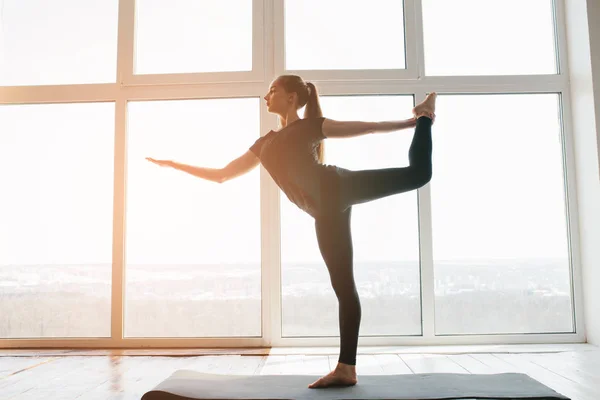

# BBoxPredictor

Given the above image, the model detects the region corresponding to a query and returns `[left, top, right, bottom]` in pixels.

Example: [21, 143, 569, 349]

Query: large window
[125, 98, 262, 338]
[0, 0, 119, 86]
[431, 94, 573, 334]
[281, 96, 421, 337]
[422, 0, 557, 75]
[135, 0, 253, 74]
[285, 0, 406, 70]
[0, 103, 115, 338]
[0, 0, 581, 348]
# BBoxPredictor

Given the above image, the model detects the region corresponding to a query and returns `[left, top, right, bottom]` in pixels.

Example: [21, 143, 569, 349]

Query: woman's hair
[277, 75, 325, 163]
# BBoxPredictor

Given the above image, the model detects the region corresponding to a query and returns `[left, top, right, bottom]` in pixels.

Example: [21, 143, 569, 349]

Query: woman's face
[263, 79, 294, 114]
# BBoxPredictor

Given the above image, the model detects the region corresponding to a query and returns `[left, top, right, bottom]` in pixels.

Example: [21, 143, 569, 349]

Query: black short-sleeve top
[249, 117, 339, 218]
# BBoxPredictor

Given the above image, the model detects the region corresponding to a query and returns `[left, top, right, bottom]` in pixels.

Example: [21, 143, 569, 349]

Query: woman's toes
[308, 371, 357, 389]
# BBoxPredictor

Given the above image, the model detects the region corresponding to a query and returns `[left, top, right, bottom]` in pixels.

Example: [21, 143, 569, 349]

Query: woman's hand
[146, 157, 173, 168]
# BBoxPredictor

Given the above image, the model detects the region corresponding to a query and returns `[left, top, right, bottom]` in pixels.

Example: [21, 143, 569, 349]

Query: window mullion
[404, 0, 426, 79]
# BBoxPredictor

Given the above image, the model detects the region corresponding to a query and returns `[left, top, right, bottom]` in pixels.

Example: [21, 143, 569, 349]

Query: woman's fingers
[146, 157, 163, 166]
[146, 157, 172, 168]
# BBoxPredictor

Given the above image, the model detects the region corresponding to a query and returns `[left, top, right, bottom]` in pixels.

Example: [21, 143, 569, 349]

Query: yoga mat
[142, 370, 571, 400]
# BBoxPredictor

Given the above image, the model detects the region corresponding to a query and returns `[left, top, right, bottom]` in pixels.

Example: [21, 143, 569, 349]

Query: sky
[0, 0, 567, 265]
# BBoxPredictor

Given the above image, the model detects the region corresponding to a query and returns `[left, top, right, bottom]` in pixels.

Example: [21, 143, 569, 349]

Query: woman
[147, 75, 436, 389]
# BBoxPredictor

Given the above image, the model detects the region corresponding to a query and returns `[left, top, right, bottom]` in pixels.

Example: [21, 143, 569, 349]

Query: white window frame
[0, 0, 584, 349]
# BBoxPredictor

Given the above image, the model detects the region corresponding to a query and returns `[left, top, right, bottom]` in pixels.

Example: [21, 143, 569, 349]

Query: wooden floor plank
[375, 354, 413, 374]
[495, 353, 597, 400]
[229, 355, 265, 375]
[10, 357, 116, 400]
[468, 353, 517, 373]
[400, 354, 469, 374]
[1, 357, 85, 397]
[257, 355, 286, 375]
[446, 354, 494, 374]
[354, 354, 384, 375]
[0, 357, 55, 379]
[526, 352, 600, 393]
[81, 356, 191, 400]
[300, 355, 330, 375]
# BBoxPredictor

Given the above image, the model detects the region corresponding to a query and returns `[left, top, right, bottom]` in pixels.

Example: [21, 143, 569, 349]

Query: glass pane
[125, 98, 261, 338]
[422, 0, 557, 76]
[135, 0, 252, 75]
[0, 0, 119, 86]
[285, 0, 406, 70]
[432, 94, 573, 334]
[0, 103, 115, 338]
[281, 95, 421, 337]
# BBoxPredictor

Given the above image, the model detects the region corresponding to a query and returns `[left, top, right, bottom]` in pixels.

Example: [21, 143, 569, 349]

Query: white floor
[0, 344, 598, 400]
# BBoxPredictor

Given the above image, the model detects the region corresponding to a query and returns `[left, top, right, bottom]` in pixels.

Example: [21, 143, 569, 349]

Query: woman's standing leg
[308, 207, 360, 388]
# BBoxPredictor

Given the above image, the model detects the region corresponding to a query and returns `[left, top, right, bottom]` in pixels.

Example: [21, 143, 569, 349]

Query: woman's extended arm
[220, 150, 261, 183]
[321, 117, 417, 139]
[146, 150, 260, 184]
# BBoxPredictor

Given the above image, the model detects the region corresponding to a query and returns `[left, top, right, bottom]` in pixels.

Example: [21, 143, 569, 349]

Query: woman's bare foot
[308, 362, 358, 389]
[412, 92, 437, 119]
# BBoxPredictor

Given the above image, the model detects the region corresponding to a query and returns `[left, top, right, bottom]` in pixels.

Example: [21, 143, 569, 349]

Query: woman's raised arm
[321, 117, 417, 139]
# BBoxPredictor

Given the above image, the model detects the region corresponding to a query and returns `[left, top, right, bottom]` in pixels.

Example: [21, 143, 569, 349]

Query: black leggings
[314, 116, 433, 366]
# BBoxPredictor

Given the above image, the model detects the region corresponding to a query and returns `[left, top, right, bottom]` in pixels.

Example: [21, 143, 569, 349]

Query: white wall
[565, 0, 600, 345]
[590, 0, 600, 176]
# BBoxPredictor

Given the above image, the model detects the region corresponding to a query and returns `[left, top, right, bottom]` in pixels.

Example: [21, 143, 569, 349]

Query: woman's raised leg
[338, 115, 433, 210]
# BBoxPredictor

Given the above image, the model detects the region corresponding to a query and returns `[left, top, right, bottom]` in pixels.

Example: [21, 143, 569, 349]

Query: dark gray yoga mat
[141, 370, 571, 400]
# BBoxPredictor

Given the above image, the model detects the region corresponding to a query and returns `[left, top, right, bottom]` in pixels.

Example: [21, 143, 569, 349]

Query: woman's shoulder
[305, 116, 326, 122]
[271, 117, 325, 133]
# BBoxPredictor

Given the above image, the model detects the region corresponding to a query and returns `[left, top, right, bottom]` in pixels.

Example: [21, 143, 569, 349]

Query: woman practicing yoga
[146, 75, 436, 389]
